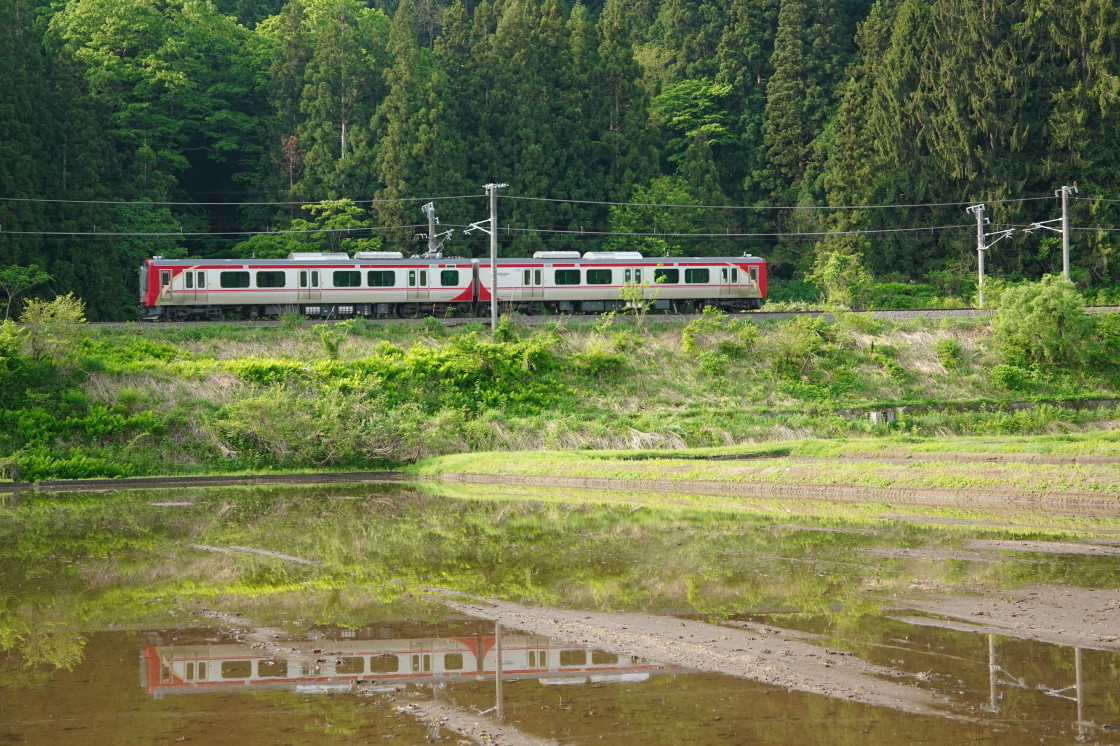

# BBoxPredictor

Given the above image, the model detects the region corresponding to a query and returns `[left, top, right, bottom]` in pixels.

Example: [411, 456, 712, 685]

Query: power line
[499, 194, 1058, 211]
[486, 223, 978, 238]
[0, 192, 1059, 211]
[0, 224, 427, 237]
[0, 194, 482, 207]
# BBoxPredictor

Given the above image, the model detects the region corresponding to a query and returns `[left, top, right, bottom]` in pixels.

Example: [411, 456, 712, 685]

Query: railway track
[89, 305, 1120, 329]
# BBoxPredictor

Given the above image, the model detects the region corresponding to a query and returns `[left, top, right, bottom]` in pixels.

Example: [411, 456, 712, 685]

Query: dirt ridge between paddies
[431, 473, 1120, 516]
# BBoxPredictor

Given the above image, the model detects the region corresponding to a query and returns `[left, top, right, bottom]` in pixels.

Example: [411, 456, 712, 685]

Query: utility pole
[969, 204, 986, 309]
[464, 183, 508, 332]
[1059, 184, 1078, 281]
[422, 202, 437, 254]
[966, 203, 1014, 309]
[1024, 184, 1078, 282]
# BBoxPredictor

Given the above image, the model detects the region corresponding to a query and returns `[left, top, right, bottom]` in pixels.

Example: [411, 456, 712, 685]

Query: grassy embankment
[2, 301, 1120, 483]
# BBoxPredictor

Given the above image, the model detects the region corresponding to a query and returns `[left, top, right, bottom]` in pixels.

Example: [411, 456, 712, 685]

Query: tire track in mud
[435, 473, 1120, 516]
[428, 592, 956, 718]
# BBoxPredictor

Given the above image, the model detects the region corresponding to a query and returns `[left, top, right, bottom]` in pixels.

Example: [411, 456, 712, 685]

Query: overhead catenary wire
[0, 224, 428, 237]
[0, 192, 1057, 210]
[481, 223, 979, 238]
[497, 194, 1059, 210]
[0, 194, 483, 207]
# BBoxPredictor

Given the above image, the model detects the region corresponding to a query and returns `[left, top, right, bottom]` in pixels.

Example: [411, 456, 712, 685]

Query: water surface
[1, 483, 1117, 744]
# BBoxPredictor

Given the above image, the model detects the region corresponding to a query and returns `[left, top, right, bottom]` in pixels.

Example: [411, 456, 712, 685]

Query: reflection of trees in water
[1, 482, 1115, 675]
[0, 614, 87, 687]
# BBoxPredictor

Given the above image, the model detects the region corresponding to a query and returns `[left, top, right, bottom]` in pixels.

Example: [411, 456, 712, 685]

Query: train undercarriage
[143, 296, 764, 321]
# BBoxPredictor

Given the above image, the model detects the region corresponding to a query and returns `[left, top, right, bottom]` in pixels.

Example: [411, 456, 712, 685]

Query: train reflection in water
[142, 628, 676, 699]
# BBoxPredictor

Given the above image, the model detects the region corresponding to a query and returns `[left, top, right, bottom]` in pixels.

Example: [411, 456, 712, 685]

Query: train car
[140, 252, 477, 321]
[140, 250, 767, 320]
[141, 633, 675, 698]
[478, 251, 766, 315]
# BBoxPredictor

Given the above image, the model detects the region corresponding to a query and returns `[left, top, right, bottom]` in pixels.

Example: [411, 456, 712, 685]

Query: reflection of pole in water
[495, 622, 504, 721]
[1075, 647, 1084, 738]
[988, 635, 998, 713]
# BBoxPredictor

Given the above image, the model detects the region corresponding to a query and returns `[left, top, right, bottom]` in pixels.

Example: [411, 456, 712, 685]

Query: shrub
[768, 316, 830, 378]
[992, 275, 1094, 367]
[990, 364, 1031, 391]
[569, 344, 628, 378]
[936, 338, 963, 370]
[20, 294, 86, 363]
[805, 250, 874, 309]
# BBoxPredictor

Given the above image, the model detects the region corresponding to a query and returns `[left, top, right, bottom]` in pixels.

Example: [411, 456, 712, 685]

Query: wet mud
[427, 592, 951, 717]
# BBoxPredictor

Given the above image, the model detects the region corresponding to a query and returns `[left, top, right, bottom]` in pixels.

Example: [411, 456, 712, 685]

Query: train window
[333, 270, 361, 287]
[528, 650, 548, 668]
[411, 654, 432, 673]
[591, 651, 618, 665]
[440, 270, 459, 286]
[300, 270, 307, 288]
[198, 662, 206, 679]
[420, 270, 428, 286]
[443, 653, 464, 671]
[721, 268, 727, 283]
[408, 270, 416, 287]
[685, 268, 709, 284]
[587, 269, 612, 285]
[749, 266, 758, 284]
[221, 660, 252, 679]
[220, 271, 250, 289]
[524, 269, 531, 285]
[534, 269, 542, 285]
[185, 273, 193, 289]
[256, 271, 286, 288]
[258, 659, 287, 677]
[311, 270, 319, 287]
[336, 657, 364, 675]
[559, 650, 586, 666]
[370, 655, 400, 673]
[654, 268, 679, 284]
[634, 268, 642, 283]
[368, 270, 395, 287]
[186, 662, 194, 680]
[160, 270, 170, 286]
[555, 269, 580, 285]
[732, 268, 739, 283]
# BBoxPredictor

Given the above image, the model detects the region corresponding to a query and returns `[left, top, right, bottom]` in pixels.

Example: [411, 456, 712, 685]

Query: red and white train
[141, 632, 678, 698]
[139, 251, 767, 321]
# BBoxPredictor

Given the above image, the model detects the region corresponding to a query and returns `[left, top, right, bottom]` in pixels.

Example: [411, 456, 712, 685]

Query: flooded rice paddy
[1, 482, 1118, 744]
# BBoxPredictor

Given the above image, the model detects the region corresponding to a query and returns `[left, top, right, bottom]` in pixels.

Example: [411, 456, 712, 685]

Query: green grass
[5, 310, 1120, 480]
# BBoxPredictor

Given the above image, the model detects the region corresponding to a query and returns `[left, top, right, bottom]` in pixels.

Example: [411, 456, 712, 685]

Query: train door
[409, 640, 433, 675]
[159, 268, 176, 305]
[407, 268, 430, 302]
[184, 269, 207, 304]
[524, 267, 543, 300]
[719, 265, 737, 298]
[298, 269, 321, 302]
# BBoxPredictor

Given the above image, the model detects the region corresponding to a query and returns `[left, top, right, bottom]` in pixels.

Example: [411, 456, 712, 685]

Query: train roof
[146, 254, 766, 266]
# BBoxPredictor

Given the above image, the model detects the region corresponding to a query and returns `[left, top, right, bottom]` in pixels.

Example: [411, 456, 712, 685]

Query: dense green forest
[2, 0, 1119, 319]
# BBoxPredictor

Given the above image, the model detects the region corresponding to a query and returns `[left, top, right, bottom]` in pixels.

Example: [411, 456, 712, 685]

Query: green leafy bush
[936, 338, 963, 370]
[768, 316, 830, 378]
[569, 344, 628, 378]
[992, 275, 1094, 367]
[990, 364, 1032, 391]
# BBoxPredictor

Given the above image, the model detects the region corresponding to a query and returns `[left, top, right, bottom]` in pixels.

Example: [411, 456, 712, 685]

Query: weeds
[4, 310, 1120, 479]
